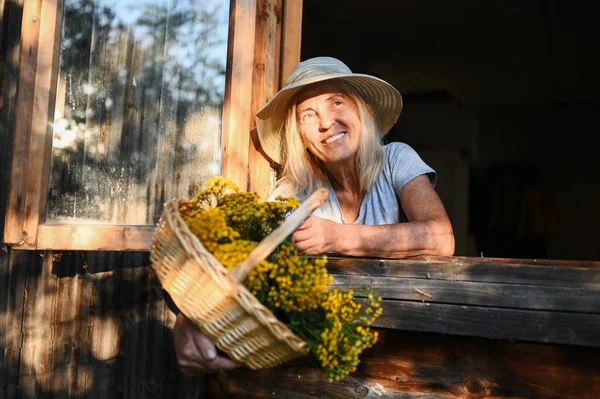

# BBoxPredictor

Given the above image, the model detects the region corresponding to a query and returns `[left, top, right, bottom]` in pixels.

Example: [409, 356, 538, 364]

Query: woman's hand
[291, 216, 340, 255]
[173, 313, 241, 375]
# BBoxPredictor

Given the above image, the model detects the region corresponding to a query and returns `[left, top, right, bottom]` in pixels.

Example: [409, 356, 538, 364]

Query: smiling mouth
[322, 132, 346, 144]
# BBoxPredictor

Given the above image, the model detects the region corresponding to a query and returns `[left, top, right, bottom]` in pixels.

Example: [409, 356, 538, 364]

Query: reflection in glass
[47, 0, 229, 224]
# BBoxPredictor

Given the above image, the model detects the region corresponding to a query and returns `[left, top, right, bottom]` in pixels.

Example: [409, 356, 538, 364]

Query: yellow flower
[181, 175, 382, 383]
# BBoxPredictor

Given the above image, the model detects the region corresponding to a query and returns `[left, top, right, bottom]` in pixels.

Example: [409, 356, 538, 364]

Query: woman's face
[295, 81, 361, 166]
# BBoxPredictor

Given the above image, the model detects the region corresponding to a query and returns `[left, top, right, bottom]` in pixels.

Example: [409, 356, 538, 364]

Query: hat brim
[255, 73, 403, 165]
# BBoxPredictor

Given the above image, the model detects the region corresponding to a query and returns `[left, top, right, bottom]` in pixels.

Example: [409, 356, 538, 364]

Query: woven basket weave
[151, 188, 328, 369]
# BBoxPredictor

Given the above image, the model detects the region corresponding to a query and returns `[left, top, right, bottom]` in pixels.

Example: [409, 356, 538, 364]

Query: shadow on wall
[0, 250, 206, 398]
[16, 318, 205, 398]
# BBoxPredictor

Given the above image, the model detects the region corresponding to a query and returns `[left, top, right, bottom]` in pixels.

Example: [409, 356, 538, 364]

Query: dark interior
[301, 0, 600, 260]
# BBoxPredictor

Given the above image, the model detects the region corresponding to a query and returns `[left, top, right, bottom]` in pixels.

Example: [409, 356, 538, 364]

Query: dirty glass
[47, 0, 229, 224]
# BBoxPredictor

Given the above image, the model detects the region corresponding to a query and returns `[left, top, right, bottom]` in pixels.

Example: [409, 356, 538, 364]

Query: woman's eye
[300, 112, 316, 124]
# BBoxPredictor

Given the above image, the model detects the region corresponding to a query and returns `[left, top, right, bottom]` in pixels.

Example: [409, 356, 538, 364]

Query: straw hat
[255, 56, 403, 164]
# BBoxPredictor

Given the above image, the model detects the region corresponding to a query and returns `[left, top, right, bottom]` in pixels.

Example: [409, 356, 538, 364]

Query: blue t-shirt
[271, 142, 436, 224]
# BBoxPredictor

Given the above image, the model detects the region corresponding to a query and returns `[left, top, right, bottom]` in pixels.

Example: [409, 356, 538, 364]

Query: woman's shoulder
[384, 141, 413, 152]
[383, 141, 419, 160]
[382, 141, 437, 187]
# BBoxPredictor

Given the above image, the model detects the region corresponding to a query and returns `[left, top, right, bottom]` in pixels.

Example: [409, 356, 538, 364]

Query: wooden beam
[0, 0, 24, 238]
[327, 256, 600, 287]
[325, 255, 600, 348]
[221, 0, 258, 191]
[4, 0, 62, 248]
[333, 275, 600, 313]
[280, 0, 302, 85]
[37, 224, 155, 251]
[3, 0, 40, 246]
[248, 0, 282, 198]
[0, 248, 28, 397]
[376, 300, 600, 348]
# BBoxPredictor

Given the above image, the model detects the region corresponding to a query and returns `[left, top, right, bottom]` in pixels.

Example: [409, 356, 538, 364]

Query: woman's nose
[318, 111, 336, 130]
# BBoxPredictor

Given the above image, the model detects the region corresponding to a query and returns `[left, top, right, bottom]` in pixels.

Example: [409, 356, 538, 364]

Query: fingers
[212, 355, 242, 370]
[291, 233, 320, 254]
[291, 229, 309, 245]
[173, 314, 241, 375]
[291, 217, 316, 244]
[292, 216, 326, 253]
[179, 354, 240, 376]
[190, 327, 219, 361]
[295, 216, 314, 231]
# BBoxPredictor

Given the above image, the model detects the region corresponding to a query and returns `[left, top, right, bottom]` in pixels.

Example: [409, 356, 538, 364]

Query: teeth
[324, 133, 345, 144]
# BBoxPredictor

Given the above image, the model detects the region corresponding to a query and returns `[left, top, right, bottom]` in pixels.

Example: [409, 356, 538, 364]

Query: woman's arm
[291, 175, 455, 258]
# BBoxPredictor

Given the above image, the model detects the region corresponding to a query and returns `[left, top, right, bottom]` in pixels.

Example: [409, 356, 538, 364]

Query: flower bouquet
[151, 176, 382, 381]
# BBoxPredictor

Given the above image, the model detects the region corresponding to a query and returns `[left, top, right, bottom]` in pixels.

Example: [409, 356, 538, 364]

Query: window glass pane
[47, 0, 229, 224]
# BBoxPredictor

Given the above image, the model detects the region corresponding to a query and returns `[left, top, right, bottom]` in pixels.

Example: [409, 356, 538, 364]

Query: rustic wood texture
[333, 275, 600, 312]
[37, 224, 155, 251]
[0, 248, 209, 398]
[248, 0, 282, 199]
[4, 0, 40, 246]
[0, 247, 28, 398]
[0, 0, 23, 239]
[4, 0, 62, 249]
[281, 0, 302, 84]
[328, 256, 600, 348]
[206, 329, 600, 398]
[221, 0, 257, 191]
[327, 256, 600, 287]
[1, 248, 599, 397]
[376, 300, 600, 347]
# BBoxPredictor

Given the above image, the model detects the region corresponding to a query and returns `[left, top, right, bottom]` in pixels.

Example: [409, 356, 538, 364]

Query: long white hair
[274, 82, 384, 198]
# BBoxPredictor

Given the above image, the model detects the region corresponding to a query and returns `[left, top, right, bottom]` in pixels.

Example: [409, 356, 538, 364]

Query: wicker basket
[150, 188, 329, 369]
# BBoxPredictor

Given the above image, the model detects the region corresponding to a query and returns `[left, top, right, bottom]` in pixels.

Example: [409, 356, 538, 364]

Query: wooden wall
[3, 248, 599, 398]
[0, 248, 209, 398]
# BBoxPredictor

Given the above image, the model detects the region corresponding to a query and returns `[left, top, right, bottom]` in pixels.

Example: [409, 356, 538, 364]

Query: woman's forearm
[334, 218, 455, 258]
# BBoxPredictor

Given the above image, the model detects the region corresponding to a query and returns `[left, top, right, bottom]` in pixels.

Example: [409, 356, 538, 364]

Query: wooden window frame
[3, 0, 303, 251]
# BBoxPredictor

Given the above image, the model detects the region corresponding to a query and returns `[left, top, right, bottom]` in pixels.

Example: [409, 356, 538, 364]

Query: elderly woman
[257, 56, 454, 258]
[173, 57, 454, 375]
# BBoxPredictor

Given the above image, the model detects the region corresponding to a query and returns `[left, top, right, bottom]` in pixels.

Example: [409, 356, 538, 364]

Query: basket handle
[228, 188, 329, 283]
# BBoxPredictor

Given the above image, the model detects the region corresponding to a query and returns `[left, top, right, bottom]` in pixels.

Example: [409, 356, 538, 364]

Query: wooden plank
[37, 224, 155, 251]
[0, 0, 24, 237]
[332, 274, 600, 313]
[280, 0, 302, 84]
[375, 300, 600, 347]
[248, 0, 282, 198]
[0, 248, 28, 399]
[46, 249, 93, 397]
[221, 0, 258, 191]
[46, 251, 202, 398]
[206, 329, 600, 399]
[18, 251, 56, 397]
[327, 256, 600, 287]
[4, 0, 62, 248]
[4, 0, 40, 246]
[4, 248, 211, 398]
[23, 0, 62, 243]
